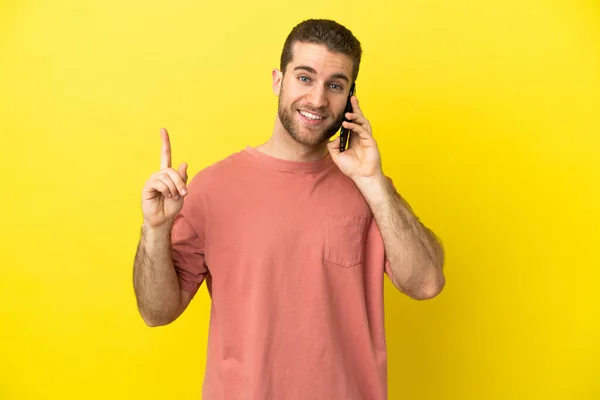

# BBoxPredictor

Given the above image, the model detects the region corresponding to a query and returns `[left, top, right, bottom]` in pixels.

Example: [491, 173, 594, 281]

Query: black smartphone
[339, 82, 356, 152]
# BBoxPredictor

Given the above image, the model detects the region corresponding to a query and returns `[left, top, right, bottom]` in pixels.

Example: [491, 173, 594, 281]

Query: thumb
[178, 162, 188, 183]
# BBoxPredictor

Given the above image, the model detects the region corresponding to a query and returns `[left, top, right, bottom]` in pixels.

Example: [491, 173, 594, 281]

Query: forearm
[133, 222, 183, 325]
[356, 174, 445, 299]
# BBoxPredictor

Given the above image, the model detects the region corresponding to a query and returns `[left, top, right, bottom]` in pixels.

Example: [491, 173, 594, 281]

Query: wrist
[142, 219, 174, 239]
[354, 173, 390, 205]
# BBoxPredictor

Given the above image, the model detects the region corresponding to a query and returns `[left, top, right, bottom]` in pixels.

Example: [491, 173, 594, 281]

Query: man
[133, 19, 445, 400]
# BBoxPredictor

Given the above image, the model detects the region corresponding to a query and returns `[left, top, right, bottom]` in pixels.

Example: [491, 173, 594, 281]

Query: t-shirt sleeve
[171, 177, 209, 296]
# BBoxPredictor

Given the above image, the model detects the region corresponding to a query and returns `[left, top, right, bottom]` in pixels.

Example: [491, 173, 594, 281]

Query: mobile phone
[339, 82, 356, 152]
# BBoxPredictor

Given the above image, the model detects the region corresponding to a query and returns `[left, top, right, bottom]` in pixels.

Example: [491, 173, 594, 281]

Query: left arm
[328, 95, 445, 300]
[354, 174, 445, 299]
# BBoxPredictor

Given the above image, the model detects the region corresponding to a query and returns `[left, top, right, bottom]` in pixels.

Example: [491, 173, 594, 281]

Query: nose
[307, 86, 328, 109]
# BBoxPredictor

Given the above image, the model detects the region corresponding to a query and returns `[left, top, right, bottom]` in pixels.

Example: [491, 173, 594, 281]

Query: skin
[256, 42, 352, 161]
[133, 41, 446, 327]
[261, 42, 446, 300]
[133, 128, 191, 326]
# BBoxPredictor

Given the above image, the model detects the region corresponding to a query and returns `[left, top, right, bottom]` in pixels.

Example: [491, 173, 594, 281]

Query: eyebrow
[293, 65, 350, 83]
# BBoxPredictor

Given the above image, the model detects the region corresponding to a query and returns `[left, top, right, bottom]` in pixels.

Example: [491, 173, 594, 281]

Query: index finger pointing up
[160, 128, 172, 169]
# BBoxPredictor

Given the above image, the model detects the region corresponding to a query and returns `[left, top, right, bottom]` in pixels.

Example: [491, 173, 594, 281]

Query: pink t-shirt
[171, 146, 392, 400]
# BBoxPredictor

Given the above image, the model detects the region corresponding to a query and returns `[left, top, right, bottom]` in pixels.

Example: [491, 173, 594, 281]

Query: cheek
[282, 82, 309, 105]
[332, 100, 346, 116]
[286, 95, 303, 110]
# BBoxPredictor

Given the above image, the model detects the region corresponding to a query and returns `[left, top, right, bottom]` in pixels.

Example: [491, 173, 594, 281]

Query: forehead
[288, 42, 353, 78]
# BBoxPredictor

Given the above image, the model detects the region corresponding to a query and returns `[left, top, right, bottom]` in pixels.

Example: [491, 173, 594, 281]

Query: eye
[329, 83, 343, 90]
[299, 75, 310, 83]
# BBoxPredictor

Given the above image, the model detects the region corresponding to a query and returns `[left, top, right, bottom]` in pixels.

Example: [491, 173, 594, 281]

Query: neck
[256, 116, 330, 162]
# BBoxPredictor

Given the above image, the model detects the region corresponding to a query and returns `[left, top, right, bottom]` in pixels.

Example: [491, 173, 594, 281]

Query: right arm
[133, 128, 193, 327]
[133, 222, 193, 327]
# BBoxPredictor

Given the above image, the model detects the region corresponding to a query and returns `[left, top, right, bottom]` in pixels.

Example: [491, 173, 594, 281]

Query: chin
[300, 134, 332, 147]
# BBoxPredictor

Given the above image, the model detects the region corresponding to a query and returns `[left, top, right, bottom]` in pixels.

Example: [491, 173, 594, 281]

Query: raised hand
[141, 128, 189, 228]
[327, 96, 383, 183]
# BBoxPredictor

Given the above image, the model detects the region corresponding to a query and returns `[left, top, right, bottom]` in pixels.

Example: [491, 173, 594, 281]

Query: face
[273, 42, 355, 147]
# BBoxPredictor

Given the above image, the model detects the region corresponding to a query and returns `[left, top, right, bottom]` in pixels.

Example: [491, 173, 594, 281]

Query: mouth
[297, 109, 326, 125]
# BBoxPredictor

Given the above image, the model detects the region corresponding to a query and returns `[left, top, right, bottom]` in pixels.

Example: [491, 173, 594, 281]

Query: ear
[272, 68, 283, 96]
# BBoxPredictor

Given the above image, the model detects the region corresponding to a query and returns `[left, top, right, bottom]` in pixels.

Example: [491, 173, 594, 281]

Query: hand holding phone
[339, 83, 356, 152]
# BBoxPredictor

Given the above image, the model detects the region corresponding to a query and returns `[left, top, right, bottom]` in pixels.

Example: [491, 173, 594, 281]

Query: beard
[277, 88, 346, 147]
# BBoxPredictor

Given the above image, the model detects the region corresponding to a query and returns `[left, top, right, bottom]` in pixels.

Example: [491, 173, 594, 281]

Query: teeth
[300, 110, 323, 120]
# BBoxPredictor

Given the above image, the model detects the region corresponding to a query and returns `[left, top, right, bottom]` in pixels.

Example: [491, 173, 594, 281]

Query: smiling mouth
[298, 110, 325, 121]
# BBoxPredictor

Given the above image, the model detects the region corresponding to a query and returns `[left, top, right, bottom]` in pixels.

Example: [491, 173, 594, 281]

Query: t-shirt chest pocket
[324, 215, 369, 267]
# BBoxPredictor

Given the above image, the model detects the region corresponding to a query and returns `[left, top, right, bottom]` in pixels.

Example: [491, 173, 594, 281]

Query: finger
[160, 128, 172, 170]
[347, 98, 372, 133]
[350, 96, 363, 116]
[177, 162, 188, 184]
[345, 112, 369, 126]
[342, 120, 372, 139]
[164, 167, 188, 197]
[155, 173, 180, 199]
[144, 179, 171, 200]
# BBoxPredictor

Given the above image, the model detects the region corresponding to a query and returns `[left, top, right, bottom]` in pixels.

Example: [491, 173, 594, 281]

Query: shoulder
[187, 147, 250, 189]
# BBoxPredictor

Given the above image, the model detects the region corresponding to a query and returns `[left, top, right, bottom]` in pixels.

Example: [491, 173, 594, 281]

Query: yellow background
[1, 0, 599, 398]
